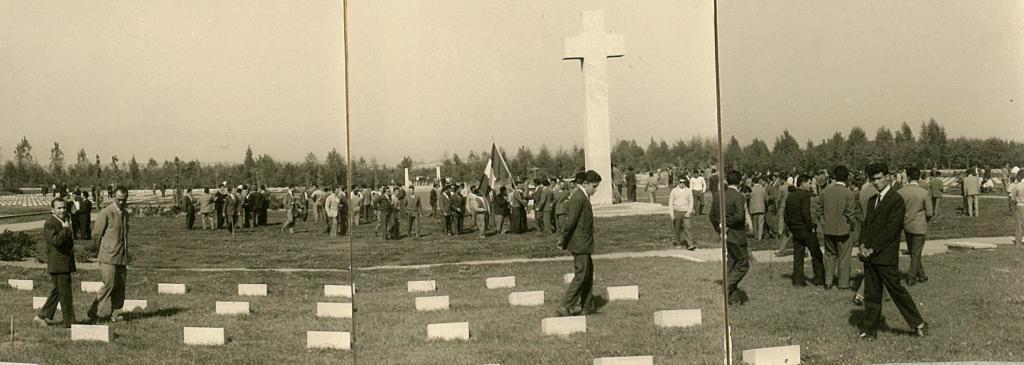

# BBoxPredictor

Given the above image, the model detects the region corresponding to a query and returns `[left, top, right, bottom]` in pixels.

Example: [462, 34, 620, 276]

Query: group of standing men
[35, 186, 133, 328]
[715, 162, 933, 340]
[180, 183, 271, 232]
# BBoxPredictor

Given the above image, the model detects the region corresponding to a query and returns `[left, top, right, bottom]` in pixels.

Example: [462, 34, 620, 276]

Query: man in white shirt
[324, 188, 339, 237]
[690, 170, 707, 216]
[668, 179, 696, 250]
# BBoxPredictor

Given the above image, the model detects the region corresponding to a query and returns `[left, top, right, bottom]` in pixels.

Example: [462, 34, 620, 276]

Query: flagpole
[496, 144, 517, 190]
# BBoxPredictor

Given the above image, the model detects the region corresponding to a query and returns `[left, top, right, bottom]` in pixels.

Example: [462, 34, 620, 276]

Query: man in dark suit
[711, 170, 749, 305]
[214, 186, 226, 229]
[242, 186, 253, 228]
[183, 188, 196, 230]
[450, 186, 465, 235]
[35, 197, 77, 328]
[78, 191, 93, 239]
[257, 186, 270, 226]
[785, 174, 825, 286]
[557, 170, 601, 317]
[439, 185, 452, 235]
[858, 162, 927, 340]
[626, 166, 638, 202]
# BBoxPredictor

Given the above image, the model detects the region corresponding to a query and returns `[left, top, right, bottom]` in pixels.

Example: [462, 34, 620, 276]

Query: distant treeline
[1, 119, 1019, 191]
[724, 119, 1024, 174]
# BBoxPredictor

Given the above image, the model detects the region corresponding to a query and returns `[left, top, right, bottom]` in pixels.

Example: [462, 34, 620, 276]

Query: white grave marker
[316, 302, 353, 318]
[32, 297, 59, 310]
[238, 284, 267, 296]
[427, 322, 470, 341]
[654, 309, 701, 328]
[742, 345, 801, 365]
[158, 283, 187, 294]
[71, 324, 109, 342]
[215, 301, 250, 315]
[593, 356, 655, 365]
[508, 291, 544, 306]
[8, 279, 32, 290]
[121, 300, 148, 313]
[415, 296, 449, 311]
[324, 284, 353, 298]
[541, 316, 587, 336]
[485, 276, 515, 289]
[183, 327, 225, 346]
[606, 285, 639, 301]
[407, 280, 436, 293]
[306, 331, 351, 350]
[81, 281, 103, 293]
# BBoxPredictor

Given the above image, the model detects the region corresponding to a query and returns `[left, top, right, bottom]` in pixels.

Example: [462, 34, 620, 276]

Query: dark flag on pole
[479, 143, 505, 198]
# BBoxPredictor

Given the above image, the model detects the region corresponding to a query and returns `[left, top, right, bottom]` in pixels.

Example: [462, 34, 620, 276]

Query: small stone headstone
[606, 285, 639, 301]
[183, 327, 225, 346]
[316, 302, 352, 318]
[485, 276, 515, 289]
[407, 280, 436, 293]
[71, 324, 109, 342]
[32, 297, 60, 310]
[306, 331, 351, 350]
[81, 281, 103, 293]
[541, 316, 586, 336]
[654, 309, 701, 328]
[947, 241, 997, 250]
[215, 301, 250, 315]
[508, 291, 544, 306]
[426, 322, 470, 341]
[238, 284, 267, 296]
[415, 296, 449, 311]
[158, 283, 187, 294]
[742, 345, 801, 365]
[121, 300, 148, 313]
[324, 284, 353, 298]
[593, 356, 655, 365]
[8, 279, 33, 290]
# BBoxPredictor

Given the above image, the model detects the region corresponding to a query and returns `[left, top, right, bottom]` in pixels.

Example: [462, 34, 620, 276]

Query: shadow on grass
[125, 307, 188, 321]
[847, 308, 917, 337]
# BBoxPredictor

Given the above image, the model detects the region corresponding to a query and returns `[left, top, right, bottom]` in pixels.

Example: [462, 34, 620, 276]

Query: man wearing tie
[858, 163, 927, 340]
[35, 198, 77, 328]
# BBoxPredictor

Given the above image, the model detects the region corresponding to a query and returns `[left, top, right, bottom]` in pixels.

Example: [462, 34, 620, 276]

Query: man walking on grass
[35, 197, 77, 328]
[898, 167, 933, 285]
[558, 170, 601, 317]
[668, 179, 696, 250]
[858, 162, 927, 340]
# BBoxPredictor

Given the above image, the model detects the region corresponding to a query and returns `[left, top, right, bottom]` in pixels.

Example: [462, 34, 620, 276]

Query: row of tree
[722, 119, 1024, 174]
[1, 119, 1020, 191]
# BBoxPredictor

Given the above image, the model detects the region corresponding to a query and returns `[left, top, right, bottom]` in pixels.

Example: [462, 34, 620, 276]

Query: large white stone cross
[563, 10, 624, 206]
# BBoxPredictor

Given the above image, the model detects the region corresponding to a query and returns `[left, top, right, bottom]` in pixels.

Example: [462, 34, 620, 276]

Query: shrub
[0, 229, 38, 261]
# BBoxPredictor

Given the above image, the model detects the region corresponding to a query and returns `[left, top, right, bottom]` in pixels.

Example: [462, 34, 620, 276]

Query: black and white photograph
[717, 1, 1023, 364]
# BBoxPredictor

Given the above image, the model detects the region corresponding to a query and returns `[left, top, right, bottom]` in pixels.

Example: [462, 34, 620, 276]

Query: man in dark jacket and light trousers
[557, 170, 601, 317]
[35, 197, 77, 328]
[858, 162, 927, 340]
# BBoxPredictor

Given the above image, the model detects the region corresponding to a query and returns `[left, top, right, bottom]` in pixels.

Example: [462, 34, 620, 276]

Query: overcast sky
[3, 1, 1019, 166]
[347, 0, 717, 164]
[718, 0, 1023, 146]
[1, 1, 347, 164]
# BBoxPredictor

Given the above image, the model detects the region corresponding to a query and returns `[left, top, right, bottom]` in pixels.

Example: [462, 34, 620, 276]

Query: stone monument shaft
[563, 10, 623, 206]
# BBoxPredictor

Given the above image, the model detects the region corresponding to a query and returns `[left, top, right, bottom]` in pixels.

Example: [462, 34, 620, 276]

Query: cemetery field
[0, 213, 48, 225]
[0, 267, 352, 364]
[747, 196, 1018, 252]
[730, 245, 1024, 364]
[354, 257, 725, 364]
[348, 211, 720, 268]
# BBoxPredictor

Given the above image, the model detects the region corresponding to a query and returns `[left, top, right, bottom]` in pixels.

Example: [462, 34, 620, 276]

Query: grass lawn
[0, 267, 353, 364]
[353, 257, 726, 364]
[730, 245, 1024, 364]
[747, 196, 1017, 252]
